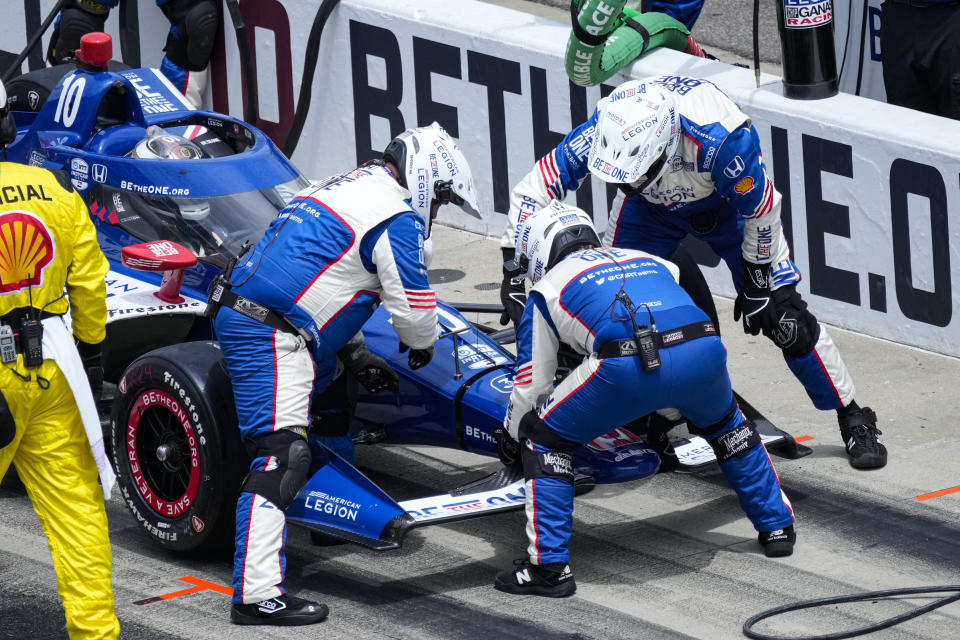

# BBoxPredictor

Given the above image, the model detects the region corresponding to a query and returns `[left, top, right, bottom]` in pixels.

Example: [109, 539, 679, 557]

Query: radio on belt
[0, 325, 16, 363]
[19, 318, 44, 367]
[615, 289, 661, 372]
[636, 322, 661, 372]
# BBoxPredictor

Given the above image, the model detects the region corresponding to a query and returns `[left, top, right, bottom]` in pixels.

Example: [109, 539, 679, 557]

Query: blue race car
[3, 50, 809, 555]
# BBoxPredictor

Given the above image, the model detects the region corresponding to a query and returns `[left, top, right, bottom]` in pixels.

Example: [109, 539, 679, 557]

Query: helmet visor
[623, 150, 668, 196]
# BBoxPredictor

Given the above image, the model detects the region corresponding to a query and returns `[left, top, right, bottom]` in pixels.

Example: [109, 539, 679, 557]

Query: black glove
[398, 342, 434, 370]
[76, 339, 104, 402]
[499, 247, 526, 327]
[338, 340, 399, 393]
[733, 259, 778, 337]
[492, 428, 521, 469]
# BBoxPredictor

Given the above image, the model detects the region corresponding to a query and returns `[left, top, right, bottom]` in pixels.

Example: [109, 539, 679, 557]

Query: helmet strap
[382, 160, 399, 183]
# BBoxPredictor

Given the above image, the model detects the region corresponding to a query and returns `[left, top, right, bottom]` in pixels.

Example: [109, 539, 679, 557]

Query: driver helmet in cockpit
[129, 124, 206, 161]
[128, 125, 212, 222]
[123, 125, 222, 253]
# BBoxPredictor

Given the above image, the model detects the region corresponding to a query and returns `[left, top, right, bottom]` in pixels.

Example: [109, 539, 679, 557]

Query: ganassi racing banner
[2, 0, 959, 357]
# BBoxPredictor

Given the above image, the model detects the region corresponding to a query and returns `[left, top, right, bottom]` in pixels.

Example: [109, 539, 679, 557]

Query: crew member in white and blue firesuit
[499, 76, 886, 470]
[493, 200, 796, 598]
[47, 0, 217, 107]
[210, 123, 478, 626]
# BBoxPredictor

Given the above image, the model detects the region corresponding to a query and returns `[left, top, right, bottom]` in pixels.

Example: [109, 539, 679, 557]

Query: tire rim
[125, 389, 202, 518]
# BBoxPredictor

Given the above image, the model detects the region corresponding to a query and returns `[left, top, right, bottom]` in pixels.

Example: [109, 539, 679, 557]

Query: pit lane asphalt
[2, 222, 959, 639]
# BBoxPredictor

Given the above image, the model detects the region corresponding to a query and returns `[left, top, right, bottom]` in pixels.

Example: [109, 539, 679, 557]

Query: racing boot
[758, 525, 796, 557]
[494, 560, 576, 597]
[838, 406, 886, 469]
[231, 594, 329, 626]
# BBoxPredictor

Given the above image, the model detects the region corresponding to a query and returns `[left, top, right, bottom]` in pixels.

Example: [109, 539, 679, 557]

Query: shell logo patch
[734, 176, 755, 194]
[0, 212, 55, 293]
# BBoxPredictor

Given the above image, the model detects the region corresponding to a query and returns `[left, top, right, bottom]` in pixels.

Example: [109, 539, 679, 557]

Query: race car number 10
[54, 74, 87, 128]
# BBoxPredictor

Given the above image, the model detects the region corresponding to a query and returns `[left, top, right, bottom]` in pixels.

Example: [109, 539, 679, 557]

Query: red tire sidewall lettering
[110, 355, 237, 553]
[124, 388, 202, 519]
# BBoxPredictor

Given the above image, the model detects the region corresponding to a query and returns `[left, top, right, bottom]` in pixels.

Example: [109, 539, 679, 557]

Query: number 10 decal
[53, 74, 87, 127]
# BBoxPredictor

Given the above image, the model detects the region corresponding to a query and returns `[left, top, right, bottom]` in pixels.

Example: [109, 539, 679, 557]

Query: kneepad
[770, 286, 820, 358]
[241, 429, 312, 510]
[50, 3, 110, 64]
[521, 445, 574, 484]
[162, 0, 219, 70]
[707, 420, 762, 464]
[517, 410, 580, 452]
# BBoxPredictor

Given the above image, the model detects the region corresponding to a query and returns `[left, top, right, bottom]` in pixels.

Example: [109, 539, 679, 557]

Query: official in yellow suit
[0, 82, 119, 639]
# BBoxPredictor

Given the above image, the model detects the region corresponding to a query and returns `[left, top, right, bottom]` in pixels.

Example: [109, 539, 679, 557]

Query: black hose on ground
[743, 585, 960, 640]
[282, 0, 340, 157]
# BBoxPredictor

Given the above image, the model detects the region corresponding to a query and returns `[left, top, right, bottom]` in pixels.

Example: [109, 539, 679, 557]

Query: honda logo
[91, 163, 108, 183]
[723, 155, 745, 179]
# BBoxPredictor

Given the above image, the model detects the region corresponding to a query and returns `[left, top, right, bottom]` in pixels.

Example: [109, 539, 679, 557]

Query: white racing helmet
[587, 79, 680, 195]
[382, 122, 479, 236]
[512, 200, 600, 284]
[129, 125, 209, 221]
[130, 124, 205, 161]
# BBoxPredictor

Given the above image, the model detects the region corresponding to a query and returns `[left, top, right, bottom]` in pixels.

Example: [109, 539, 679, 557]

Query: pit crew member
[210, 123, 478, 626]
[499, 76, 885, 470]
[47, 0, 218, 107]
[0, 81, 119, 638]
[494, 201, 795, 598]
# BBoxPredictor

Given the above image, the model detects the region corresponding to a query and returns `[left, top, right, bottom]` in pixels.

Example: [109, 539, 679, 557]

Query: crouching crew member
[494, 201, 796, 598]
[500, 76, 885, 469]
[210, 123, 478, 626]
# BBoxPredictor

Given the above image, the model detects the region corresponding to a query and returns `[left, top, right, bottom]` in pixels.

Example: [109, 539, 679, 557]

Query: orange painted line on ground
[176, 575, 233, 596]
[135, 576, 232, 605]
[794, 435, 814, 442]
[159, 586, 205, 600]
[915, 486, 960, 501]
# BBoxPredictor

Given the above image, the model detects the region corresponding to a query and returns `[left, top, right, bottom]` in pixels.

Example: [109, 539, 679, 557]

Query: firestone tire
[110, 341, 244, 553]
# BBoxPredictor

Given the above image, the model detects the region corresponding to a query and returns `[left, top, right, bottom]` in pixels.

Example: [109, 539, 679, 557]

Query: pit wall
[3, 0, 958, 356]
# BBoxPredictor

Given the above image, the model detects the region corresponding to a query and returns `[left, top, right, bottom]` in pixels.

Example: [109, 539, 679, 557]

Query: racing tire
[110, 341, 245, 554]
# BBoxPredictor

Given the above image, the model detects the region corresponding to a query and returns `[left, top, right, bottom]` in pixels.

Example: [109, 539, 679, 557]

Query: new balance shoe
[838, 407, 887, 469]
[231, 594, 329, 626]
[494, 559, 576, 597]
[759, 525, 796, 557]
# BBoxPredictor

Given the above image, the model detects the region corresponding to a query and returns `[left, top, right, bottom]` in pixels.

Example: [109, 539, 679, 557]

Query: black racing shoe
[231, 594, 329, 626]
[494, 559, 576, 597]
[838, 407, 887, 469]
[758, 526, 796, 557]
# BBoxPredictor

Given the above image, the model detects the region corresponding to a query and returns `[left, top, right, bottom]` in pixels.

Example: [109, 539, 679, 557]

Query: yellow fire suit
[0, 162, 118, 639]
